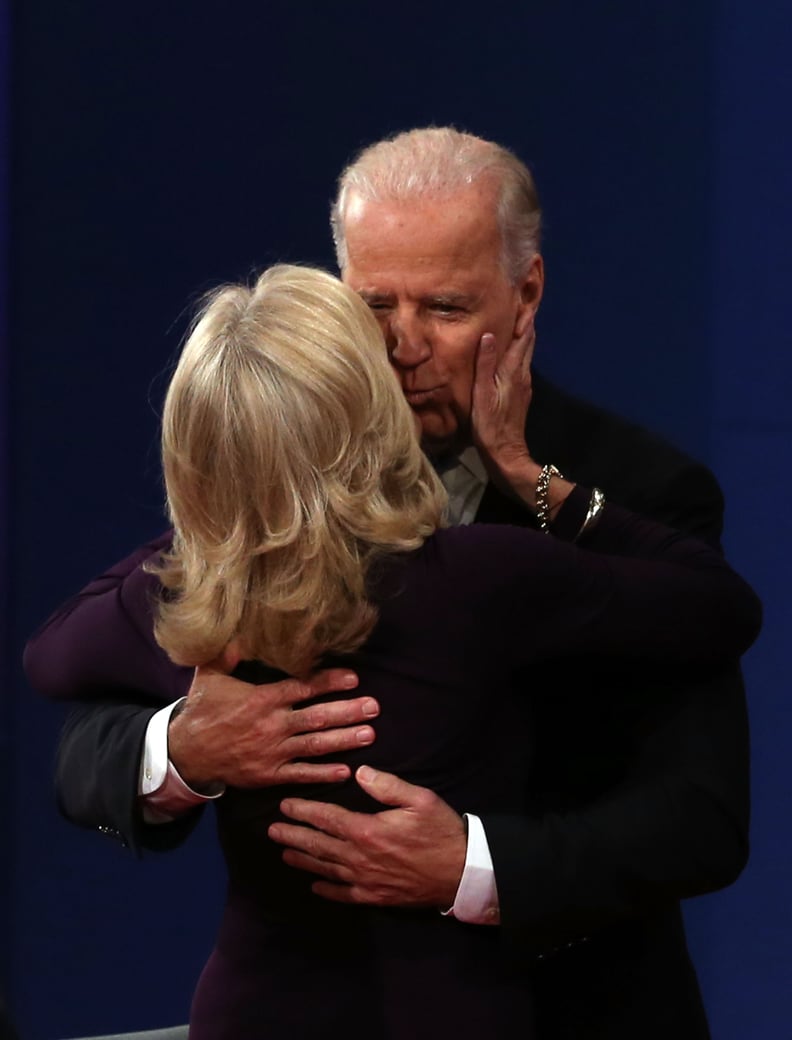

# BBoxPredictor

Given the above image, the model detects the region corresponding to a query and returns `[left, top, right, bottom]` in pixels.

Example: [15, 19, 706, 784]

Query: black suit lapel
[525, 372, 581, 473]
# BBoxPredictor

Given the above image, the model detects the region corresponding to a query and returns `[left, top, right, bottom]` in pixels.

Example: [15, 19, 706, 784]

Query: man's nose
[387, 311, 432, 368]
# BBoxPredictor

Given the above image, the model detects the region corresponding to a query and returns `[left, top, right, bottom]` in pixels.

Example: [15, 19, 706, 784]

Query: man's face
[342, 183, 543, 456]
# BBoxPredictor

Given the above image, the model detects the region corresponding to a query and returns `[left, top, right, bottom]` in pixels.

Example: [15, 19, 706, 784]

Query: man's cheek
[449, 390, 474, 434]
[450, 367, 477, 414]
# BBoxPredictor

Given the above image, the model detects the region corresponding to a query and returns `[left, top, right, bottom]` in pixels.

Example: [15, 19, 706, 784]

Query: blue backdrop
[4, 2, 790, 1037]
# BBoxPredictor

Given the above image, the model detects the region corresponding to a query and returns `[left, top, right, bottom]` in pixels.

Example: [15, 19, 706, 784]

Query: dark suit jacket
[24, 374, 751, 1039]
[481, 376, 750, 1038]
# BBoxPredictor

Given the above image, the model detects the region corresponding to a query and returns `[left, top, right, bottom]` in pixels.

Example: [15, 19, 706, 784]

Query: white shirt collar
[436, 446, 489, 526]
[456, 445, 488, 485]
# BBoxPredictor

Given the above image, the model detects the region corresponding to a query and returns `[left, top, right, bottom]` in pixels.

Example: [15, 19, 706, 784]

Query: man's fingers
[269, 668, 360, 708]
[353, 764, 428, 809]
[278, 797, 361, 839]
[302, 668, 360, 698]
[280, 849, 353, 883]
[268, 819, 348, 861]
[275, 762, 352, 785]
[287, 722, 376, 758]
[291, 695, 379, 734]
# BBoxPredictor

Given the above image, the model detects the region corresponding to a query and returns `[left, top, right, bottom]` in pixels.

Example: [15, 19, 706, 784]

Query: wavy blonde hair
[153, 264, 447, 676]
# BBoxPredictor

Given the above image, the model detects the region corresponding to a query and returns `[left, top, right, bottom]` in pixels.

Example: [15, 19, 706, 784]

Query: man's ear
[513, 254, 544, 338]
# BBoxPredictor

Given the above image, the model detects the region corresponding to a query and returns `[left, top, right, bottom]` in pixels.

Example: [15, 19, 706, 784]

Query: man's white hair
[331, 126, 542, 283]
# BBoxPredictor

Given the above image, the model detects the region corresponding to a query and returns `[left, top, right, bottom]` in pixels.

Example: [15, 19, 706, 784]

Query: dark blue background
[3, 3, 790, 1037]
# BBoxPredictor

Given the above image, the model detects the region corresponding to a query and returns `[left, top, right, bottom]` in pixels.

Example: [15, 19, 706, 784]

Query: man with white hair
[28, 128, 747, 1039]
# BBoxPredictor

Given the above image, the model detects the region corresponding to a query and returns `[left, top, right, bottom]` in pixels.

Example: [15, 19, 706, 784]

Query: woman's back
[199, 524, 544, 1040]
[198, 511, 759, 1039]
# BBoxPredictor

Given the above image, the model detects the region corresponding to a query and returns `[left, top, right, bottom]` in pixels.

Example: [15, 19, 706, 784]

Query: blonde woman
[33, 265, 759, 1039]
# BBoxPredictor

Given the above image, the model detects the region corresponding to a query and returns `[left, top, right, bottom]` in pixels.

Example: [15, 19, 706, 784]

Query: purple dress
[26, 488, 761, 1039]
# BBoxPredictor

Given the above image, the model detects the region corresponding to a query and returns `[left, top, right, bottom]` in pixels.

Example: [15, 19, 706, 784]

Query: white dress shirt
[139, 446, 500, 923]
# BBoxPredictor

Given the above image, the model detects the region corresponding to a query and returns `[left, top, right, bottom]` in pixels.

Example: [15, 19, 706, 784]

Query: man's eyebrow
[423, 292, 475, 306]
[357, 289, 392, 303]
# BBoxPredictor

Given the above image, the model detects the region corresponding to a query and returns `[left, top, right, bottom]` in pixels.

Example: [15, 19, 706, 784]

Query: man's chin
[414, 407, 472, 460]
[420, 427, 469, 461]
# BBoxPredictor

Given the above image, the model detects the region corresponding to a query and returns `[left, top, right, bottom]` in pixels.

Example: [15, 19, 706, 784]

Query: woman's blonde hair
[152, 264, 447, 677]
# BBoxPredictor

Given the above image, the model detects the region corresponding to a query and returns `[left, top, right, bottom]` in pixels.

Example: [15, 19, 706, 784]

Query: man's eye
[366, 301, 390, 312]
[432, 303, 462, 315]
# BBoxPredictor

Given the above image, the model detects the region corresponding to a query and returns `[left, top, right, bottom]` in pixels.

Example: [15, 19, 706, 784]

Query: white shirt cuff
[443, 813, 500, 925]
[139, 699, 225, 823]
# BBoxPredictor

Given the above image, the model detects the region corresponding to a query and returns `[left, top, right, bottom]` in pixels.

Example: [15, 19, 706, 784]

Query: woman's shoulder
[430, 521, 542, 554]
[420, 522, 549, 580]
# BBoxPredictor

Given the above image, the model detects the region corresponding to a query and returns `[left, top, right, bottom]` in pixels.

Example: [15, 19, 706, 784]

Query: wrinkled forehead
[342, 186, 504, 276]
[342, 178, 501, 228]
